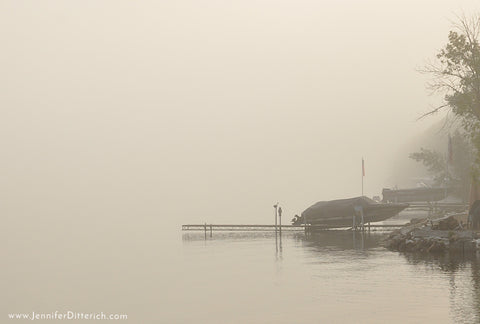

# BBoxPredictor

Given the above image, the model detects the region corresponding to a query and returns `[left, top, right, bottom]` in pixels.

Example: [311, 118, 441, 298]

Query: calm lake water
[175, 230, 480, 324]
[5, 217, 480, 323]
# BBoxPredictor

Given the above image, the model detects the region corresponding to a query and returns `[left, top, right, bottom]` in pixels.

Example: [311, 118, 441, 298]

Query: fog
[5, 1, 480, 322]
[6, 1, 477, 229]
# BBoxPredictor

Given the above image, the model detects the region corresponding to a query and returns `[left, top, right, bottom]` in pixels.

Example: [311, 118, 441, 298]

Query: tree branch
[417, 104, 450, 120]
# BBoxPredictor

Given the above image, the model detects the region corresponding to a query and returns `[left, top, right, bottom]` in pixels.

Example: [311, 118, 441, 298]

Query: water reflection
[183, 230, 385, 256]
[295, 230, 383, 251]
[182, 230, 480, 323]
[182, 231, 283, 242]
[402, 252, 480, 323]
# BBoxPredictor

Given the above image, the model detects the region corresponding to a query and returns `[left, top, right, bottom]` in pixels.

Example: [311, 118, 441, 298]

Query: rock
[437, 216, 459, 230]
[382, 216, 480, 255]
[409, 217, 427, 225]
[405, 239, 415, 251]
[448, 231, 457, 242]
[426, 241, 445, 253]
[463, 241, 477, 253]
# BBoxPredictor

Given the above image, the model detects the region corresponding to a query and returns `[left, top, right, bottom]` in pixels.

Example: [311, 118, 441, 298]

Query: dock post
[360, 208, 365, 232]
[204, 223, 207, 240]
[278, 206, 282, 236]
[210, 224, 212, 238]
[354, 206, 365, 231]
[274, 203, 278, 234]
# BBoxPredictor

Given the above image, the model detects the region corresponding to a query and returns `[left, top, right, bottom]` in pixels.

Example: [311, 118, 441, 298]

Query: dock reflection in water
[298, 230, 382, 251]
[181, 229, 480, 323]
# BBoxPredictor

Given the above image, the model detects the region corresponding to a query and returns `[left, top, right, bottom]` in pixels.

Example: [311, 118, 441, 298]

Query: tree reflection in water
[403, 252, 480, 322]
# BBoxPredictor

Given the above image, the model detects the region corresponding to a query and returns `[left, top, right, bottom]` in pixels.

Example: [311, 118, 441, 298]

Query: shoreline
[383, 214, 480, 254]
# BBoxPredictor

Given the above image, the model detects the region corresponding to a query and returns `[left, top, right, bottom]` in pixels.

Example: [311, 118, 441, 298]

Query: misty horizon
[4, 1, 480, 323]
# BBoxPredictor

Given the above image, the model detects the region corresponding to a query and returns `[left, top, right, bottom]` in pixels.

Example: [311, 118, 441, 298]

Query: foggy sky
[2, 0, 479, 227]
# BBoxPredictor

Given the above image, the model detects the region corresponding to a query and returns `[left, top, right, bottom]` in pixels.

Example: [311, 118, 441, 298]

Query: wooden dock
[181, 202, 467, 236]
[181, 224, 403, 232]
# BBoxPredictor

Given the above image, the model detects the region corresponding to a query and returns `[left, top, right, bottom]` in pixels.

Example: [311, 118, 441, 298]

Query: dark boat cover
[302, 196, 376, 221]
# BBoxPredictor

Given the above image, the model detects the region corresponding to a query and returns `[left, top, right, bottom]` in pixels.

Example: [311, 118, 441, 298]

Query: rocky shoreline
[383, 215, 480, 254]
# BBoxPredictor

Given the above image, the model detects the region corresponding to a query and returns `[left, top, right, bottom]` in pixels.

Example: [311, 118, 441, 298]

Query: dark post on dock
[278, 206, 282, 235]
[273, 203, 278, 233]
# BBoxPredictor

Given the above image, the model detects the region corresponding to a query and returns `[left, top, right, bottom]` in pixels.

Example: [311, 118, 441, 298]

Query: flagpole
[362, 177, 364, 196]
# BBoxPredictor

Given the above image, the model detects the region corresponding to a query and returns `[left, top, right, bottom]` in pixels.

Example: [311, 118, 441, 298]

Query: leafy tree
[421, 14, 480, 175]
[409, 148, 446, 186]
[409, 131, 474, 200]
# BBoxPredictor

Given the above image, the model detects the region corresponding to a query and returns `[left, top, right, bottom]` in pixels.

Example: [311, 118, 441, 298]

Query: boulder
[436, 216, 459, 230]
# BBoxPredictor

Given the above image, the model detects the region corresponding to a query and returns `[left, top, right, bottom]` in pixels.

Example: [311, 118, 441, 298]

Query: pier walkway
[181, 224, 402, 232]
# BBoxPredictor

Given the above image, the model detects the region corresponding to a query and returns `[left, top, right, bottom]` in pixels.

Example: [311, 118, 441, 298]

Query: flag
[448, 135, 453, 164]
[362, 158, 365, 177]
